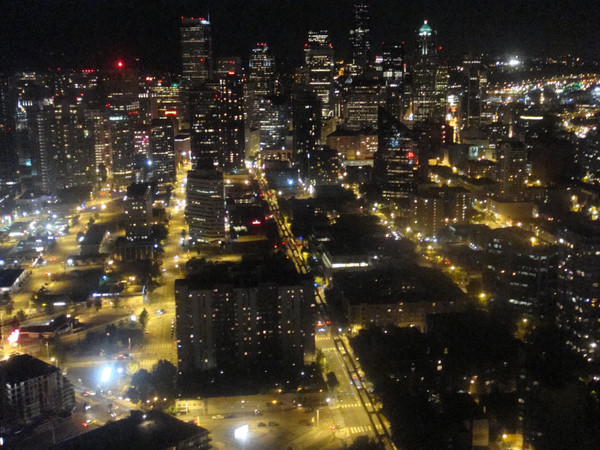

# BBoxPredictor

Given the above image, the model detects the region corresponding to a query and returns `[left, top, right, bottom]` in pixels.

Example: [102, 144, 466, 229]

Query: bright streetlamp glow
[100, 366, 112, 383]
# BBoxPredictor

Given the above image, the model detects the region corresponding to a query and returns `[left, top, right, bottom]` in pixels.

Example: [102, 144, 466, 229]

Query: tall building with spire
[350, 2, 371, 75]
[412, 20, 443, 123]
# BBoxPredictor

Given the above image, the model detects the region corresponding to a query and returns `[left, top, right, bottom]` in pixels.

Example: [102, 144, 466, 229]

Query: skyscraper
[292, 87, 321, 158]
[304, 31, 335, 118]
[462, 56, 487, 130]
[149, 117, 176, 183]
[375, 107, 418, 204]
[412, 20, 439, 122]
[246, 43, 275, 130]
[381, 42, 407, 120]
[0, 74, 17, 181]
[217, 72, 245, 171]
[189, 81, 220, 168]
[180, 17, 213, 87]
[350, 2, 371, 75]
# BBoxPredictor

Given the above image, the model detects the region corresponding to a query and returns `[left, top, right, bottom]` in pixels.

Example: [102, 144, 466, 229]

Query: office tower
[382, 42, 407, 120]
[292, 87, 321, 158]
[125, 182, 154, 238]
[88, 109, 111, 183]
[0, 74, 17, 180]
[104, 63, 140, 186]
[344, 79, 383, 130]
[189, 82, 219, 167]
[556, 225, 600, 362]
[180, 17, 213, 87]
[462, 56, 487, 129]
[214, 57, 243, 79]
[0, 355, 75, 428]
[186, 168, 225, 243]
[350, 2, 371, 74]
[29, 101, 55, 193]
[412, 20, 439, 122]
[246, 43, 275, 130]
[434, 64, 449, 121]
[149, 117, 175, 183]
[217, 72, 245, 171]
[497, 141, 527, 200]
[258, 95, 289, 151]
[52, 71, 99, 188]
[304, 30, 335, 118]
[12, 72, 57, 192]
[175, 259, 315, 373]
[151, 82, 181, 119]
[374, 107, 418, 203]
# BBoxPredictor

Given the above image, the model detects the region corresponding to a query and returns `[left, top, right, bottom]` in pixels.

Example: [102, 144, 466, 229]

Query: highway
[256, 172, 396, 450]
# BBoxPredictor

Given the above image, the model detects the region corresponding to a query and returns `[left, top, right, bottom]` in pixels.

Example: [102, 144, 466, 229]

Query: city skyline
[1, 0, 599, 72]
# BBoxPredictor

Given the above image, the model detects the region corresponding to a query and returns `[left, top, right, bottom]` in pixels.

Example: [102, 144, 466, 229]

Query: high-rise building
[412, 20, 439, 122]
[88, 108, 111, 183]
[304, 31, 335, 118]
[12, 72, 57, 192]
[151, 82, 181, 119]
[350, 2, 371, 75]
[186, 168, 225, 243]
[149, 117, 176, 183]
[246, 43, 275, 130]
[104, 64, 140, 186]
[189, 81, 220, 168]
[462, 56, 487, 130]
[0, 74, 17, 181]
[180, 17, 213, 87]
[52, 71, 99, 188]
[381, 42, 407, 120]
[343, 79, 383, 130]
[497, 141, 527, 200]
[175, 259, 315, 373]
[556, 224, 600, 362]
[125, 182, 154, 238]
[374, 107, 418, 203]
[258, 95, 289, 152]
[217, 73, 245, 171]
[292, 87, 321, 158]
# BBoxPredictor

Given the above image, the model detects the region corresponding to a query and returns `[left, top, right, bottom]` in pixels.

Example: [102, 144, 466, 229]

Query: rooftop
[0, 354, 59, 384]
[54, 410, 209, 450]
[0, 268, 24, 288]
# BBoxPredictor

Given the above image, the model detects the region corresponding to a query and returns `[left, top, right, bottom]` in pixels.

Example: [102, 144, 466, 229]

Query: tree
[151, 360, 177, 397]
[139, 308, 149, 331]
[50, 336, 67, 366]
[127, 369, 153, 403]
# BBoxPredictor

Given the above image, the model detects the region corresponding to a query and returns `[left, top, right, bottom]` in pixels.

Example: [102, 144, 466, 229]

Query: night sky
[1, 0, 599, 72]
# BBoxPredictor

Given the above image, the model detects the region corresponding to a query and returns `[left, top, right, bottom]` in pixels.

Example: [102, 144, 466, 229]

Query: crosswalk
[338, 402, 360, 409]
[346, 425, 371, 435]
[138, 343, 173, 350]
